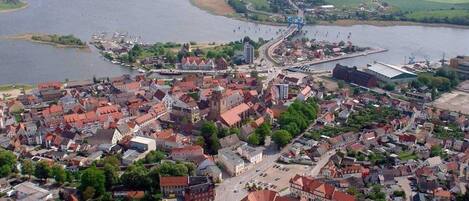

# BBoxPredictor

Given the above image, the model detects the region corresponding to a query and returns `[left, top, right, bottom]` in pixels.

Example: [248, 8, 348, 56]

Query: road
[395, 176, 412, 201]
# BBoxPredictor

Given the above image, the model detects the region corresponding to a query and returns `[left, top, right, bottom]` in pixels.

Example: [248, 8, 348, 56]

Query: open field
[406, 9, 469, 20]
[325, 0, 469, 11]
[190, 0, 235, 16]
[425, 0, 469, 3]
[246, 0, 271, 11]
[0, 84, 33, 100]
[433, 90, 469, 115]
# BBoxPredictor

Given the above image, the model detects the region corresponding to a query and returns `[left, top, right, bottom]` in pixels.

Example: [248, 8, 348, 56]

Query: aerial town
[1, 0, 469, 201]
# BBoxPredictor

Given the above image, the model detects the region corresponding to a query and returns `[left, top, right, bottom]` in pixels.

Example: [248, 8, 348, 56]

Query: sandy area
[433, 90, 469, 115]
[0, 89, 31, 100]
[191, 0, 235, 16]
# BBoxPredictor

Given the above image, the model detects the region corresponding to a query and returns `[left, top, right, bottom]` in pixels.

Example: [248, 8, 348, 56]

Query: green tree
[247, 134, 261, 145]
[337, 80, 345, 89]
[34, 161, 51, 181]
[103, 164, 119, 190]
[120, 164, 150, 190]
[142, 150, 165, 164]
[52, 165, 66, 184]
[0, 149, 16, 178]
[430, 145, 445, 157]
[157, 162, 189, 176]
[82, 186, 96, 201]
[255, 123, 272, 144]
[383, 83, 396, 91]
[21, 159, 34, 179]
[79, 166, 105, 198]
[272, 130, 292, 147]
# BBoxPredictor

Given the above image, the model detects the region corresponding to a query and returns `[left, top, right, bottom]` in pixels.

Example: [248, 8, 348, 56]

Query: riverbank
[190, 0, 469, 29]
[1, 33, 90, 49]
[0, 1, 27, 13]
[0, 84, 33, 99]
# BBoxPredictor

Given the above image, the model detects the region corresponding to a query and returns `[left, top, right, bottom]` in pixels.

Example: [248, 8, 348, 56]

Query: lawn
[425, 0, 469, 3]
[398, 151, 418, 161]
[0, 84, 33, 92]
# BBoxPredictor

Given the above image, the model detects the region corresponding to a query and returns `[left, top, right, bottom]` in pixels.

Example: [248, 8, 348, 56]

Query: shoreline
[0, 1, 28, 13]
[189, 0, 469, 29]
[0, 33, 90, 49]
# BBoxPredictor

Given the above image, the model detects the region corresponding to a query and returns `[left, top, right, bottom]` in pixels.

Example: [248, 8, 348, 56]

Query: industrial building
[332, 64, 378, 88]
[364, 62, 417, 83]
[450, 55, 469, 79]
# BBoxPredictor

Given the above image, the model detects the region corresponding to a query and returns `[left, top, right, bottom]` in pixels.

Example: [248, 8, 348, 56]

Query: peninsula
[4, 33, 88, 48]
[0, 0, 27, 12]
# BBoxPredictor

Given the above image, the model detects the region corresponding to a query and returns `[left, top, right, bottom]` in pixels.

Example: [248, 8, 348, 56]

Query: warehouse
[364, 62, 417, 83]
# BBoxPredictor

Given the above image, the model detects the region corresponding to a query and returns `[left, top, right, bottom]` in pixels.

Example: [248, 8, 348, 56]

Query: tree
[247, 134, 261, 145]
[255, 123, 272, 144]
[34, 161, 51, 181]
[430, 145, 445, 157]
[157, 162, 189, 177]
[79, 166, 105, 198]
[82, 186, 96, 201]
[52, 165, 66, 185]
[383, 83, 396, 91]
[142, 150, 165, 164]
[21, 159, 34, 179]
[201, 121, 221, 154]
[0, 149, 16, 178]
[272, 130, 292, 147]
[337, 80, 345, 89]
[194, 136, 205, 147]
[103, 164, 118, 190]
[120, 164, 150, 190]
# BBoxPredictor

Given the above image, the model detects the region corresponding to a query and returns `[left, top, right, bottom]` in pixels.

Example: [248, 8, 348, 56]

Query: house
[297, 86, 312, 101]
[180, 56, 215, 70]
[218, 148, 245, 176]
[129, 136, 156, 153]
[289, 175, 355, 201]
[160, 176, 215, 201]
[219, 134, 242, 148]
[241, 190, 292, 201]
[170, 145, 204, 161]
[13, 182, 53, 201]
[86, 129, 123, 145]
[220, 103, 251, 127]
[333, 64, 378, 88]
[196, 158, 223, 183]
[237, 143, 263, 164]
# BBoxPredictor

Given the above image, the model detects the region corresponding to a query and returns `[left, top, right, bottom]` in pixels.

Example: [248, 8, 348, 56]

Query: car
[234, 190, 238, 193]
[275, 178, 280, 181]
[256, 169, 260, 172]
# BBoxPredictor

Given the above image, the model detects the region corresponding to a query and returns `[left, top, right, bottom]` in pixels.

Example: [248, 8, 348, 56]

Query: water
[0, 0, 468, 84]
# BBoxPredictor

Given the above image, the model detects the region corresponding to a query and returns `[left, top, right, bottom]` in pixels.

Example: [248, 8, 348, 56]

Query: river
[0, 0, 468, 84]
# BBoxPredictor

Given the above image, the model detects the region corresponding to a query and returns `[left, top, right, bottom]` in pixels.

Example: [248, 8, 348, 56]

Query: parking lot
[247, 164, 311, 192]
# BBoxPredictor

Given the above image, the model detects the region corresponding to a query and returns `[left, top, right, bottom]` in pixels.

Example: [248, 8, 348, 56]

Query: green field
[398, 151, 418, 161]
[406, 9, 469, 19]
[426, 0, 469, 3]
[325, 0, 469, 11]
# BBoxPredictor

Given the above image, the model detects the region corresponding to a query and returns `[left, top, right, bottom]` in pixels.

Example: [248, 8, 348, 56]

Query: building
[274, 84, 289, 100]
[13, 182, 53, 201]
[241, 190, 291, 201]
[160, 176, 215, 200]
[86, 129, 123, 145]
[170, 145, 204, 161]
[129, 136, 156, 153]
[364, 62, 417, 83]
[332, 64, 378, 88]
[244, 42, 255, 64]
[180, 56, 215, 70]
[237, 143, 263, 164]
[218, 148, 245, 176]
[289, 175, 356, 201]
[449, 55, 469, 79]
[209, 86, 244, 120]
[171, 98, 200, 124]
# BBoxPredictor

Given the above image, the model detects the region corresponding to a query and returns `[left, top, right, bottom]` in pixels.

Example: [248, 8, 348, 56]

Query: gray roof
[367, 62, 416, 78]
[218, 148, 244, 165]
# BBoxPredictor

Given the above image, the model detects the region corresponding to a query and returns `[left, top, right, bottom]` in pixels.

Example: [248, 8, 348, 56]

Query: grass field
[398, 151, 418, 161]
[406, 9, 469, 19]
[425, 0, 469, 3]
[191, 0, 235, 16]
[325, 0, 469, 11]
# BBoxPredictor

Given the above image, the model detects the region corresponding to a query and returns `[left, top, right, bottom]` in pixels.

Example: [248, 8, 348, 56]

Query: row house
[289, 174, 355, 201]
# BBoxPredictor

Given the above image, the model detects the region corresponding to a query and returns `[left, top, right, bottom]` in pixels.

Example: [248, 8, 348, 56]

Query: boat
[159, 70, 182, 76]
[138, 69, 146, 73]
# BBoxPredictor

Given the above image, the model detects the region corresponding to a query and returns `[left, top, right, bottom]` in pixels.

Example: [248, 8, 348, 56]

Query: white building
[237, 143, 263, 164]
[129, 136, 157, 153]
[218, 148, 245, 176]
[244, 42, 254, 64]
[13, 182, 53, 201]
[274, 84, 289, 100]
[364, 62, 417, 83]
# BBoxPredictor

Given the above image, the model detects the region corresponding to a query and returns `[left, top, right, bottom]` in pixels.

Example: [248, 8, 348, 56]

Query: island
[0, 0, 27, 12]
[4, 33, 88, 48]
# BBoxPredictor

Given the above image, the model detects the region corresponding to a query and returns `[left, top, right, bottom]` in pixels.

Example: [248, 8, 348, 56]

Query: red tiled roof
[220, 103, 250, 127]
[160, 176, 189, 187]
[332, 191, 356, 201]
